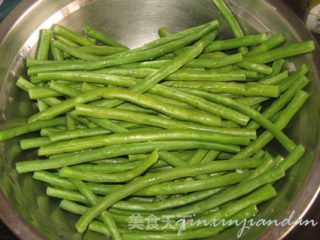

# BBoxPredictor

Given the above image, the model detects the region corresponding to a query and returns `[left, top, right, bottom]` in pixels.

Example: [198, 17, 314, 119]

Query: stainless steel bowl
[0, 0, 319, 239]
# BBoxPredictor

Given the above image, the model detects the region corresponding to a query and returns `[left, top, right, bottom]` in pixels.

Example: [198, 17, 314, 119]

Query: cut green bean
[230, 90, 309, 159]
[20, 137, 51, 150]
[205, 33, 268, 52]
[48, 127, 110, 142]
[53, 24, 95, 46]
[28, 87, 62, 99]
[0, 117, 66, 141]
[51, 43, 64, 61]
[245, 34, 285, 57]
[28, 21, 219, 74]
[245, 41, 315, 64]
[37, 29, 53, 60]
[33, 171, 121, 194]
[16, 141, 242, 173]
[75, 157, 262, 232]
[84, 27, 129, 49]
[212, 0, 247, 54]
[136, 171, 249, 195]
[177, 88, 297, 152]
[271, 59, 286, 76]
[39, 129, 249, 156]
[163, 81, 280, 97]
[52, 40, 101, 60]
[113, 188, 223, 211]
[248, 76, 309, 130]
[59, 150, 159, 182]
[75, 105, 255, 138]
[259, 71, 288, 84]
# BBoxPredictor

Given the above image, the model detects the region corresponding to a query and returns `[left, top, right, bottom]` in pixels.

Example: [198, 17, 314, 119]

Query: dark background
[0, 0, 319, 239]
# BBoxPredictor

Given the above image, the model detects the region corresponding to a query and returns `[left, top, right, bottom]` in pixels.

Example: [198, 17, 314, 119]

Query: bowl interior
[0, 0, 319, 239]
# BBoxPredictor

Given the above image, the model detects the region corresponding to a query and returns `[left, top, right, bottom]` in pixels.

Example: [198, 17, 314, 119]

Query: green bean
[181, 184, 276, 231]
[245, 34, 285, 57]
[230, 90, 309, 160]
[28, 87, 62, 99]
[205, 33, 268, 52]
[29, 87, 222, 127]
[52, 40, 101, 60]
[114, 188, 223, 211]
[47, 187, 89, 204]
[146, 167, 283, 221]
[100, 211, 122, 240]
[158, 151, 188, 167]
[75, 157, 262, 232]
[177, 88, 296, 152]
[28, 90, 103, 122]
[86, 117, 129, 133]
[54, 35, 80, 47]
[235, 96, 268, 106]
[20, 137, 51, 150]
[37, 100, 49, 112]
[165, 70, 246, 81]
[115, 53, 244, 69]
[120, 206, 258, 239]
[68, 112, 97, 128]
[120, 184, 275, 232]
[73, 162, 138, 174]
[37, 29, 53, 60]
[84, 27, 128, 49]
[113, 21, 218, 55]
[59, 150, 159, 182]
[212, 0, 247, 54]
[279, 64, 309, 92]
[28, 21, 219, 75]
[0, 117, 66, 141]
[33, 56, 241, 74]
[279, 145, 305, 171]
[188, 149, 208, 165]
[33, 171, 121, 194]
[51, 43, 64, 61]
[53, 24, 95, 46]
[48, 127, 110, 142]
[38, 71, 137, 87]
[76, 45, 127, 56]
[131, 31, 218, 93]
[40, 128, 65, 136]
[99, 67, 246, 82]
[66, 115, 76, 130]
[17, 76, 63, 107]
[259, 71, 288, 84]
[248, 76, 309, 130]
[163, 81, 280, 98]
[37, 71, 248, 125]
[49, 81, 83, 97]
[271, 59, 286, 76]
[158, 27, 170, 38]
[16, 141, 242, 173]
[136, 171, 248, 195]
[150, 85, 250, 126]
[39, 129, 249, 156]
[245, 41, 315, 64]
[247, 153, 276, 180]
[75, 105, 256, 138]
[201, 150, 220, 163]
[16, 77, 35, 91]
[70, 179, 97, 205]
[66, 178, 122, 240]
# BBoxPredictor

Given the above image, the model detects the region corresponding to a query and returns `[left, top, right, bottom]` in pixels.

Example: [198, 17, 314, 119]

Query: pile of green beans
[0, 0, 315, 239]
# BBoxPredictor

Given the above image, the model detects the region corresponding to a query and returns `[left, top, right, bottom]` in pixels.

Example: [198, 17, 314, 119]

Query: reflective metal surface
[0, 0, 319, 239]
